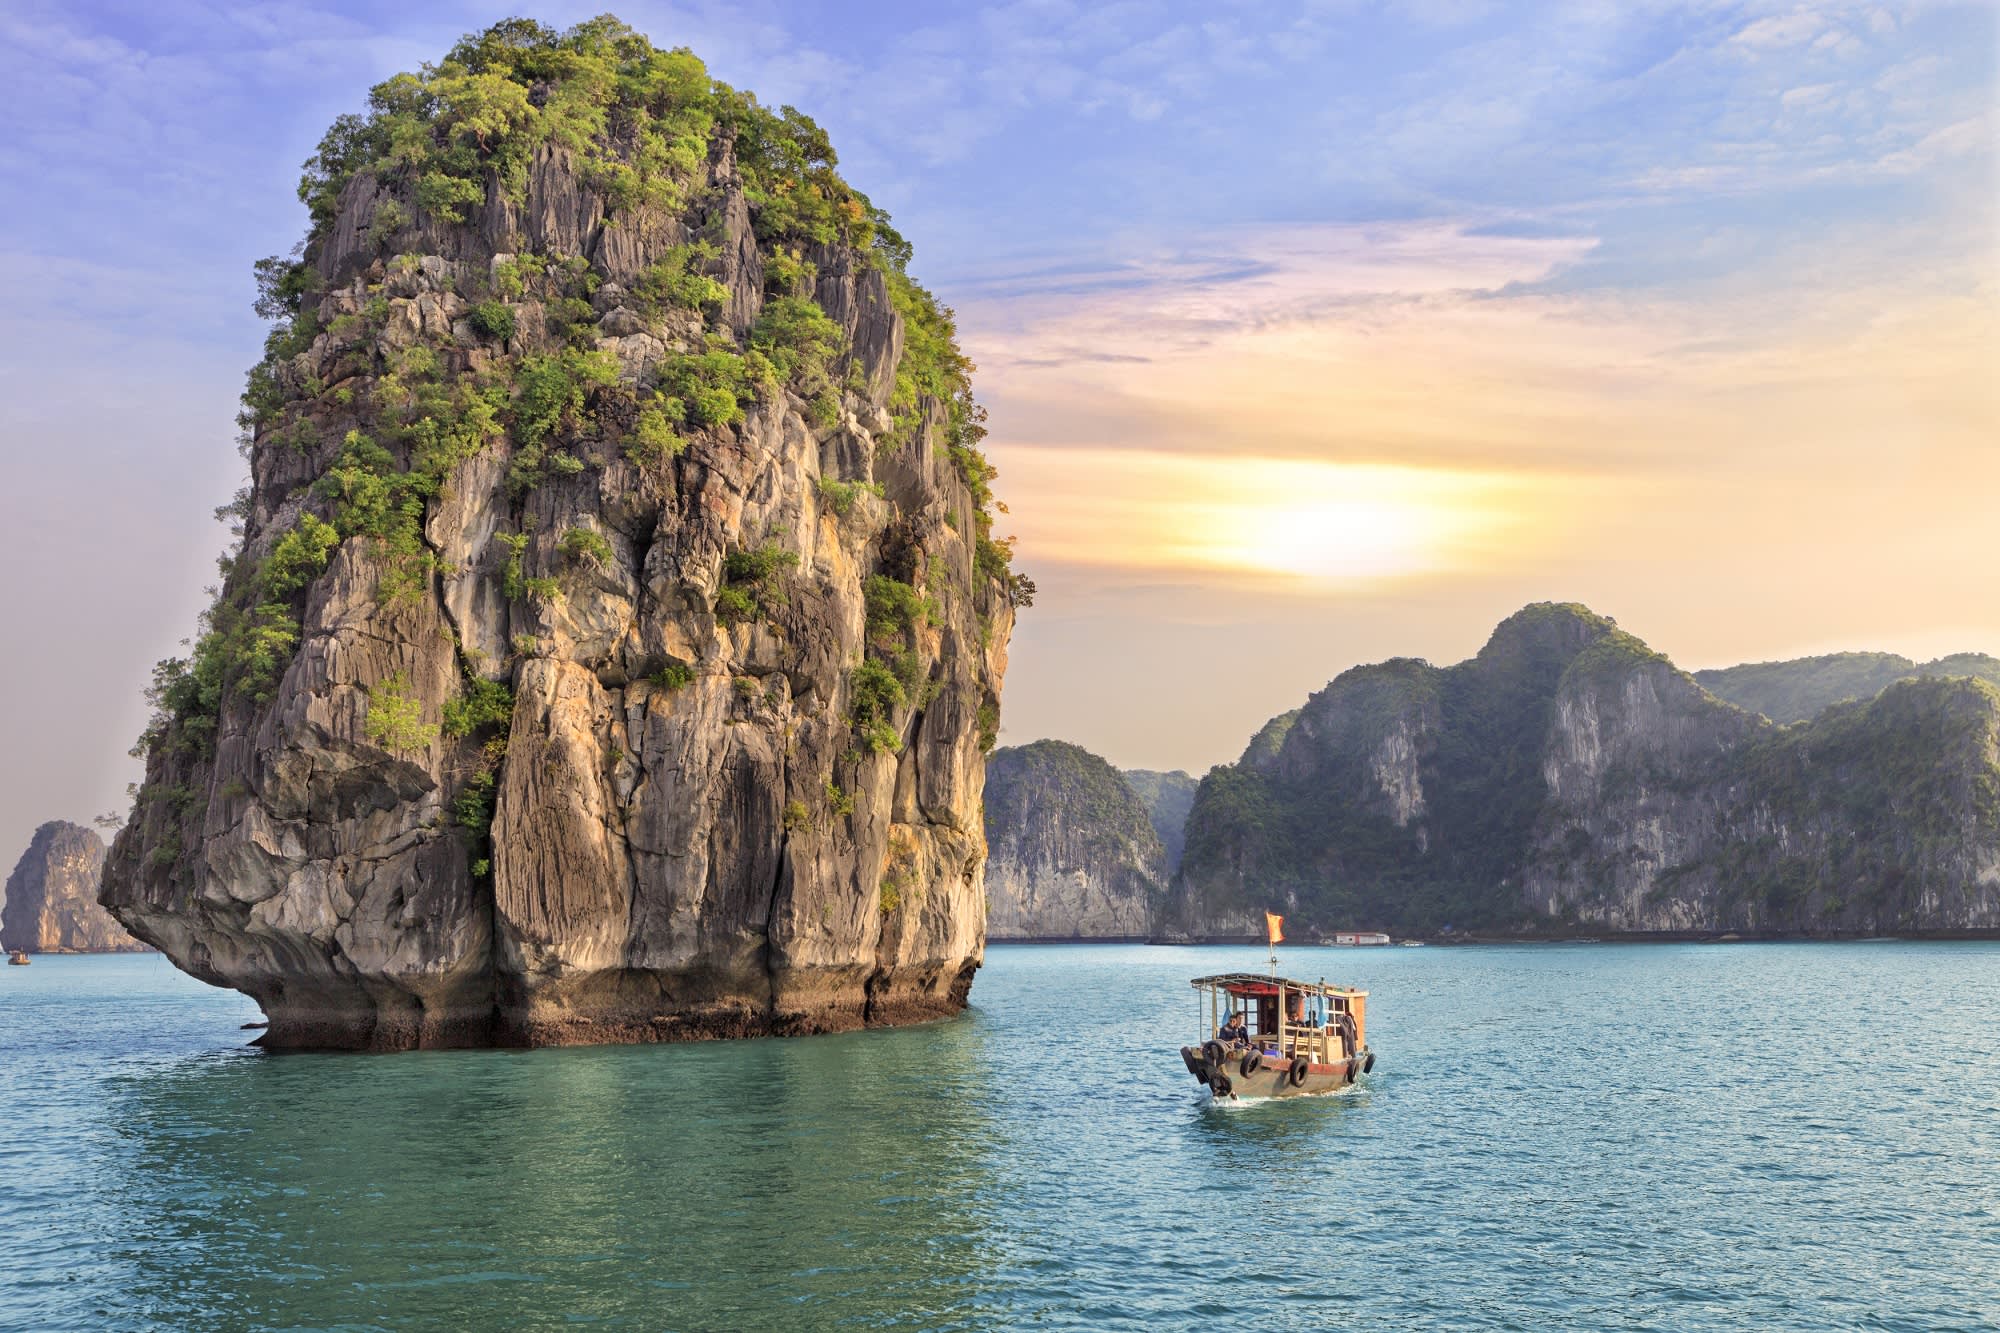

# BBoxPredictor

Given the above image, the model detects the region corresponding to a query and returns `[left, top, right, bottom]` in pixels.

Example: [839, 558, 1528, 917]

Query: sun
[1186, 459, 1514, 583]
[1214, 493, 1434, 581]
[990, 447, 1548, 587]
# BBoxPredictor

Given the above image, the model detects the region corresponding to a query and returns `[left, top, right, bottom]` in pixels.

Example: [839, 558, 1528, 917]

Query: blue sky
[0, 1, 1993, 865]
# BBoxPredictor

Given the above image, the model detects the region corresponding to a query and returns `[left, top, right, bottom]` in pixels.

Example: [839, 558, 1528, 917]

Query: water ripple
[1, 943, 1996, 1329]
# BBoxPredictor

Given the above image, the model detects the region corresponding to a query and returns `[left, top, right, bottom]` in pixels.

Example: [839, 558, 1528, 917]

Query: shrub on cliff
[467, 301, 516, 340]
[714, 542, 800, 626]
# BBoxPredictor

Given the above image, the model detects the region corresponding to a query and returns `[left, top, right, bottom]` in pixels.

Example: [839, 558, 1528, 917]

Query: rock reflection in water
[99, 1017, 1004, 1329]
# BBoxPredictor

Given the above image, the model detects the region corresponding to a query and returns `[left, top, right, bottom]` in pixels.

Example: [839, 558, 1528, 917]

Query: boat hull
[1180, 1045, 1372, 1100]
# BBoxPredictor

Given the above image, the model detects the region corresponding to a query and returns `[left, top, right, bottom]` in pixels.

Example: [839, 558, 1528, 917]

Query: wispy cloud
[968, 222, 1599, 364]
[1730, 11, 1828, 51]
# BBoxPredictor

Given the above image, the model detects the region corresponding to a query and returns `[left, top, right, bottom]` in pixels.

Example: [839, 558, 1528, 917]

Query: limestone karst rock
[1119, 768, 1199, 879]
[982, 742, 1163, 939]
[1, 822, 146, 954]
[1166, 604, 2000, 938]
[102, 18, 1026, 1048]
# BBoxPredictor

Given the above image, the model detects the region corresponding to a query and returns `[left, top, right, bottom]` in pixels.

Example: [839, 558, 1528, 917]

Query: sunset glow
[1003, 449, 1562, 584]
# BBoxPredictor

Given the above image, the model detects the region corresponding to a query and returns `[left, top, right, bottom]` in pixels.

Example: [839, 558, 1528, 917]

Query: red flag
[1265, 911, 1284, 946]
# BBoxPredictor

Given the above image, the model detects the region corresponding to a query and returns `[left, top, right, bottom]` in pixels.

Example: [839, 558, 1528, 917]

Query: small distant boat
[1180, 973, 1374, 1100]
[1325, 931, 1391, 947]
[1397, 940, 1426, 948]
[6, 950, 29, 966]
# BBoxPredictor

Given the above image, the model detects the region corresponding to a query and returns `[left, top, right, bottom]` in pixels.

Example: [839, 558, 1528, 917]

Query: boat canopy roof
[1190, 973, 1366, 1000]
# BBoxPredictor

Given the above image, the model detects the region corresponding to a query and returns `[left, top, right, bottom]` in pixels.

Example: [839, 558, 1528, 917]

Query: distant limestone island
[2, 821, 148, 955]
[985, 604, 2000, 942]
[981, 742, 1195, 940]
[1693, 652, 2000, 725]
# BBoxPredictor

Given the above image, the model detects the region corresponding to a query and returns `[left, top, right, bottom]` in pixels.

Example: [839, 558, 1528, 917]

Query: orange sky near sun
[965, 218, 2000, 772]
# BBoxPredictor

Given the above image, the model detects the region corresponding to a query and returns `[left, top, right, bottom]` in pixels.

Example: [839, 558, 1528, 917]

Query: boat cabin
[1192, 973, 1368, 1066]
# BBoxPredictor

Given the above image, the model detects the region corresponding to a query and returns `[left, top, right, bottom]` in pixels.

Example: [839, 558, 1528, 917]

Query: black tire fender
[1363, 1051, 1376, 1074]
[1239, 1049, 1263, 1078]
[1181, 1046, 1203, 1078]
[1288, 1056, 1310, 1087]
[1209, 1072, 1232, 1097]
[1201, 1041, 1225, 1067]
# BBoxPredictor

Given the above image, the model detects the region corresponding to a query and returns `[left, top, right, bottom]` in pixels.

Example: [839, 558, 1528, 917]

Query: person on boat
[1218, 1011, 1247, 1044]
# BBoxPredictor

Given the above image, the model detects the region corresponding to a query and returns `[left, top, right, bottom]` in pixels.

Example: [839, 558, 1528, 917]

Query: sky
[0, 0, 1994, 870]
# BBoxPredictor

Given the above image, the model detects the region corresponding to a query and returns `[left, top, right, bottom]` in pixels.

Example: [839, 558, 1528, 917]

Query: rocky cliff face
[102, 19, 1025, 1048]
[1, 822, 145, 953]
[1168, 604, 2000, 937]
[1120, 768, 1199, 877]
[1525, 668, 2000, 933]
[982, 742, 1162, 939]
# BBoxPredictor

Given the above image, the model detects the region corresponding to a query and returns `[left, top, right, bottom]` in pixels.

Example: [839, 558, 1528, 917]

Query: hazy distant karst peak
[1119, 768, 1199, 877]
[982, 741, 1163, 940]
[103, 16, 1029, 1049]
[1163, 603, 2000, 941]
[1, 821, 145, 954]
[1695, 651, 2000, 725]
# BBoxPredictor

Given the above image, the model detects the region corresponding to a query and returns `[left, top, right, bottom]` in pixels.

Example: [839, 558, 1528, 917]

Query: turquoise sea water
[1, 942, 1996, 1330]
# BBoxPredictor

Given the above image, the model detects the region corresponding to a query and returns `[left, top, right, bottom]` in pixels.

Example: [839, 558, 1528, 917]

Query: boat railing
[1221, 1029, 1346, 1062]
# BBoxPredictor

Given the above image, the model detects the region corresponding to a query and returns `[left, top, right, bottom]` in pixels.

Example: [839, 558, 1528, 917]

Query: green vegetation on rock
[843, 572, 940, 755]
[467, 300, 516, 340]
[298, 17, 719, 229]
[1237, 709, 1300, 768]
[816, 477, 883, 517]
[442, 675, 515, 738]
[714, 541, 799, 626]
[751, 295, 845, 427]
[649, 661, 694, 692]
[138, 14, 1017, 760]
[635, 242, 729, 314]
[558, 525, 614, 571]
[364, 672, 439, 754]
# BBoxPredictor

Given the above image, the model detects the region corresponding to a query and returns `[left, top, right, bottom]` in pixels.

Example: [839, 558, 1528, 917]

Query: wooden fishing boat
[1179, 973, 1374, 1100]
[6, 950, 30, 966]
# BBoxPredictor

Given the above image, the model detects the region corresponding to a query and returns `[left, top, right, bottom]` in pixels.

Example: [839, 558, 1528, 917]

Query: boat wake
[1202, 1083, 1366, 1110]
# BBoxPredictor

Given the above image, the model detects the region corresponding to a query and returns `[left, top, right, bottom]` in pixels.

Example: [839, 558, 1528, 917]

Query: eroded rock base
[250, 963, 979, 1051]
